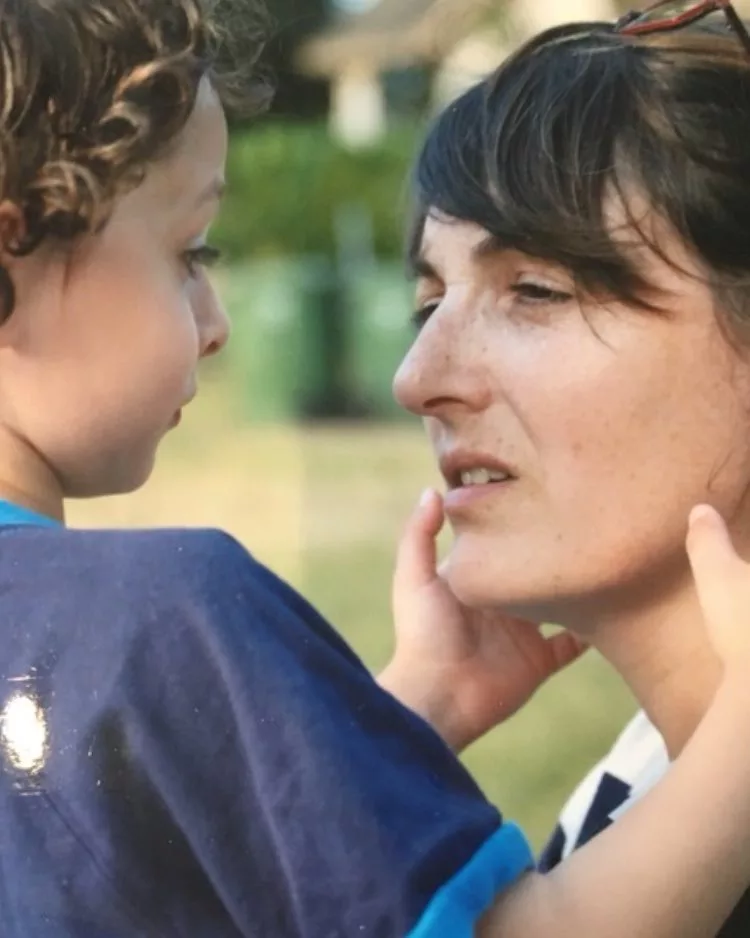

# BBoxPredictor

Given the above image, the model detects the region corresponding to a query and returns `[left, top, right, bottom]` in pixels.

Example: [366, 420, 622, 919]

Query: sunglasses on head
[614, 1, 750, 56]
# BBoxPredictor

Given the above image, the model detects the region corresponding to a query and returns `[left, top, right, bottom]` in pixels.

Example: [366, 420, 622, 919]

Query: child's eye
[182, 244, 222, 278]
[511, 282, 572, 304]
[410, 300, 440, 331]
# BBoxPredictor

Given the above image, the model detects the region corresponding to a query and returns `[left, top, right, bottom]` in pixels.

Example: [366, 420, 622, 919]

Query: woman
[4, 0, 750, 935]
[383, 4, 750, 935]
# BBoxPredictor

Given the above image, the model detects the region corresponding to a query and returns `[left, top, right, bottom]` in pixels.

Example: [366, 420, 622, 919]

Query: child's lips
[168, 409, 182, 429]
[170, 392, 196, 427]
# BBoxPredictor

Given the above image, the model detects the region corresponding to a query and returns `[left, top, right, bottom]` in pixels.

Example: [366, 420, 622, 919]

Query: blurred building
[296, 0, 623, 147]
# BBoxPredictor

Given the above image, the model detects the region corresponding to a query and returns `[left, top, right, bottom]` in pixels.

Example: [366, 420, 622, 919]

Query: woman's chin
[443, 535, 563, 622]
[444, 543, 523, 610]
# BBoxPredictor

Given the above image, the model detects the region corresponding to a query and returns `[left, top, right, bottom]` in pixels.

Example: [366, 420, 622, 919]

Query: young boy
[1, 2, 750, 936]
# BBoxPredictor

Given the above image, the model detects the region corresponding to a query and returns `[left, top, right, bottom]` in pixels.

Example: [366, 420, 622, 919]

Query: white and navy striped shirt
[538, 711, 750, 935]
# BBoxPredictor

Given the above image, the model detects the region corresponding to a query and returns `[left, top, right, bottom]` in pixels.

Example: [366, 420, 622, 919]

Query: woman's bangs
[409, 32, 658, 306]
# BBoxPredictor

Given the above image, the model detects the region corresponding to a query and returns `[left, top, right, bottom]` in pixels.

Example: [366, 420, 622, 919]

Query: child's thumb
[393, 488, 444, 596]
[687, 504, 749, 633]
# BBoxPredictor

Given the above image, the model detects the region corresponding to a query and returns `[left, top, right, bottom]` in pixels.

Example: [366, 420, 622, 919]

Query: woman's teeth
[459, 468, 511, 487]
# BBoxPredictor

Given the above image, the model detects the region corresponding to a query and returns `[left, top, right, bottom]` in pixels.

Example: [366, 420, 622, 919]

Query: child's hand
[687, 504, 750, 684]
[379, 489, 586, 752]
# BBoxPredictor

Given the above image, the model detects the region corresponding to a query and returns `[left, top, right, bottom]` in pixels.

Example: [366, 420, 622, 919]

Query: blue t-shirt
[0, 504, 531, 936]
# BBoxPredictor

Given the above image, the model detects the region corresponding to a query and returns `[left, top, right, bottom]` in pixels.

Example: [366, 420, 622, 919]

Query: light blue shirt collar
[0, 499, 60, 528]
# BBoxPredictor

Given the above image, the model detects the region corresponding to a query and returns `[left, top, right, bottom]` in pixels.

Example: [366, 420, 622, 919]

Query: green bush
[213, 122, 423, 261]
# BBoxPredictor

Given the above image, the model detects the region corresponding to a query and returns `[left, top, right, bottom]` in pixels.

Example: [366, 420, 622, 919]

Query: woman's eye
[410, 301, 440, 331]
[511, 282, 572, 304]
[182, 244, 222, 278]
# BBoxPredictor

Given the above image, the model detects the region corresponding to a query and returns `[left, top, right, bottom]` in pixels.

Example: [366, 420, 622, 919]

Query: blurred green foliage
[213, 122, 424, 261]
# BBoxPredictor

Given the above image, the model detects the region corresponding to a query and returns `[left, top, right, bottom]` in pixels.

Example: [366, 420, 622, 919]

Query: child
[0, 1, 749, 937]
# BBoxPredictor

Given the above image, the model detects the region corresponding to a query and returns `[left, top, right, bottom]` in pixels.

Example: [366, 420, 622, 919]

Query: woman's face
[394, 209, 750, 626]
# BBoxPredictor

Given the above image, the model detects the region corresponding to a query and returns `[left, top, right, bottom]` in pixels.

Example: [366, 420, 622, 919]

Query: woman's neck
[590, 583, 721, 759]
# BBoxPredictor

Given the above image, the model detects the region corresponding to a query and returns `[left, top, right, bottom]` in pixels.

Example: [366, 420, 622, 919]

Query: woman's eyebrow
[472, 233, 508, 263]
[406, 234, 510, 281]
[406, 252, 440, 282]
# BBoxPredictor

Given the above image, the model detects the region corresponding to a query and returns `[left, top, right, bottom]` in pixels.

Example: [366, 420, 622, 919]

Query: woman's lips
[443, 477, 516, 513]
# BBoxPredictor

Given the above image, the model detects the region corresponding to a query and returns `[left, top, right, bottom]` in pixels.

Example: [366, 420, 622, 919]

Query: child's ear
[0, 201, 25, 325]
[0, 201, 25, 254]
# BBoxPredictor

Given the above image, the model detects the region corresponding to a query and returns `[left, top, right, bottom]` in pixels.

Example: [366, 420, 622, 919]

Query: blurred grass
[67, 375, 636, 851]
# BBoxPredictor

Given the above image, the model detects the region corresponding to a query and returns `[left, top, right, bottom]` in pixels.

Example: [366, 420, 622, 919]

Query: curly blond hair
[0, 0, 269, 315]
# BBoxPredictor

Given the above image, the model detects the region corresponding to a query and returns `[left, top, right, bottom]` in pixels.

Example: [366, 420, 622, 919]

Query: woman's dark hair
[0, 0, 271, 318]
[410, 18, 750, 331]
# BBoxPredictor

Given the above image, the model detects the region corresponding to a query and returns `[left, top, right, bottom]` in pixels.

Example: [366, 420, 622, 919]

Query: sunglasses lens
[644, 1, 694, 18]
[627, 1, 714, 27]
[618, 1, 750, 58]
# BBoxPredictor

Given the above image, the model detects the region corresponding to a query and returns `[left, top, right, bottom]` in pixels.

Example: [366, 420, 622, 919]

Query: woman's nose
[393, 314, 491, 418]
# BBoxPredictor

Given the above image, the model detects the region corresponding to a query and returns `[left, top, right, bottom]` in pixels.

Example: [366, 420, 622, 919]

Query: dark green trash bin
[346, 263, 416, 420]
[220, 257, 342, 423]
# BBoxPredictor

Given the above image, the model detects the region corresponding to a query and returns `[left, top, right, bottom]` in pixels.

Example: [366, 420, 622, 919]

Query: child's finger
[544, 630, 589, 674]
[394, 488, 444, 594]
[687, 504, 749, 632]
